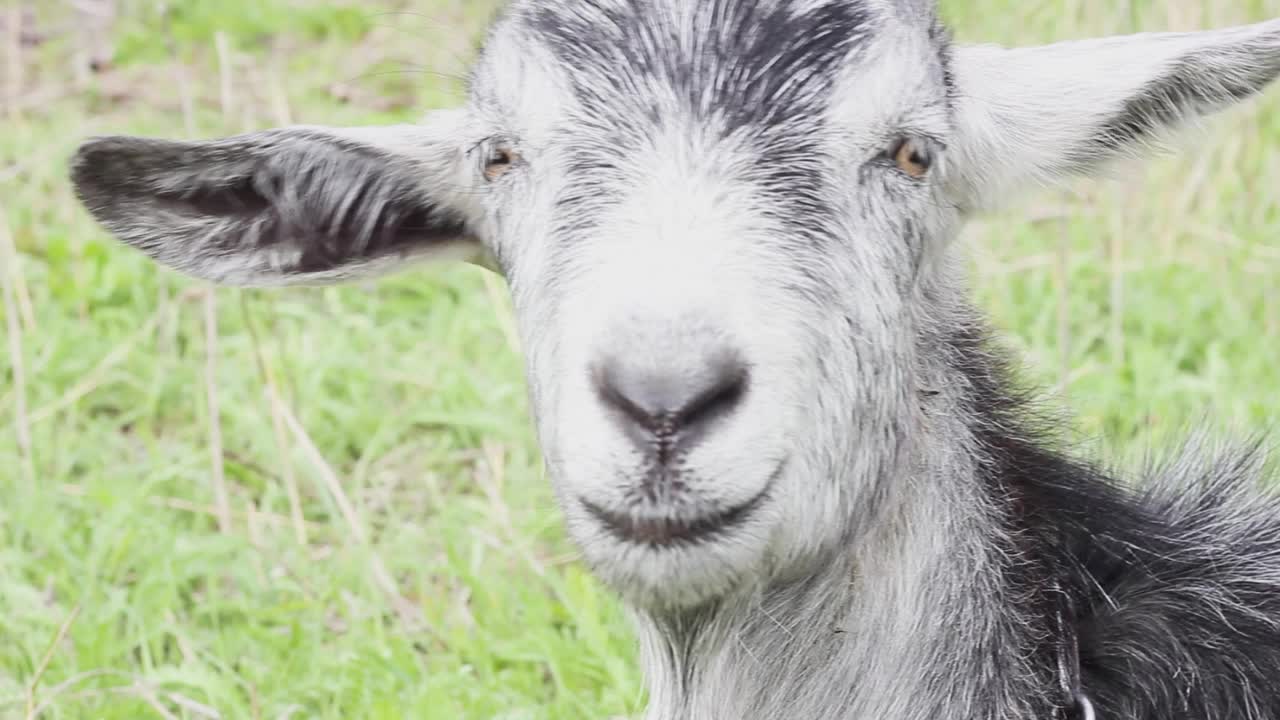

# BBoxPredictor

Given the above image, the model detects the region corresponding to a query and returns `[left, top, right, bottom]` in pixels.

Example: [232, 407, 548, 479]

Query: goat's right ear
[70, 110, 483, 286]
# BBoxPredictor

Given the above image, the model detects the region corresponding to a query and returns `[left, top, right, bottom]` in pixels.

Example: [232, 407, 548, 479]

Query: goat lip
[579, 481, 775, 549]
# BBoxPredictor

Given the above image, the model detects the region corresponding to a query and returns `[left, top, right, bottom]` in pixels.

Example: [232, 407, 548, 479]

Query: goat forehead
[510, 0, 883, 134]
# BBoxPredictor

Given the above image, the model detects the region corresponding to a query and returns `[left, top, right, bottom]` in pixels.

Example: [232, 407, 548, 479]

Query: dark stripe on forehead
[526, 0, 877, 133]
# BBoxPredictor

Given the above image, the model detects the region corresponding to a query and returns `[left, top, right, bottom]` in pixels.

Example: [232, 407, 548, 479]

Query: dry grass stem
[1, 208, 34, 488]
[204, 290, 232, 534]
[24, 605, 82, 720]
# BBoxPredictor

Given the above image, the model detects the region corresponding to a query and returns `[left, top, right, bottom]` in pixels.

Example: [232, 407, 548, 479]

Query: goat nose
[593, 348, 749, 455]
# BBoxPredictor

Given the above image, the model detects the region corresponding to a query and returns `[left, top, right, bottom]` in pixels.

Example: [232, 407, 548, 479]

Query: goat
[69, 2, 1280, 718]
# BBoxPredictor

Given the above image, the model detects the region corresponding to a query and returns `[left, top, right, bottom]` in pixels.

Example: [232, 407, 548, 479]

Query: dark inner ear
[72, 130, 470, 283]
[159, 177, 273, 218]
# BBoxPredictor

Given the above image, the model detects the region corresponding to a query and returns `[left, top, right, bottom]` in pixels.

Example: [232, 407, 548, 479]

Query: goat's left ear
[946, 19, 1280, 212]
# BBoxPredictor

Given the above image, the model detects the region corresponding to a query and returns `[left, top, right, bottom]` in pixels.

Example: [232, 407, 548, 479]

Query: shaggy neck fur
[632, 271, 1280, 720]
[633, 354, 1056, 719]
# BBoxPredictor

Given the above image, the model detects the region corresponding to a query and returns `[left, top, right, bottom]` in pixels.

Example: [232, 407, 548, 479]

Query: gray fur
[68, 2, 1280, 718]
[71, 119, 480, 285]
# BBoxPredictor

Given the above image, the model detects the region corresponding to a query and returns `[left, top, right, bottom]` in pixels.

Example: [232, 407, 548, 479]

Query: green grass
[1, 0, 1278, 717]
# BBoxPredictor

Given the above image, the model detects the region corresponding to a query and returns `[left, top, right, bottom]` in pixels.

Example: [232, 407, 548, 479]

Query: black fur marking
[948, 317, 1280, 720]
[929, 18, 956, 100]
[1079, 31, 1280, 165]
[528, 0, 876, 135]
[72, 132, 467, 281]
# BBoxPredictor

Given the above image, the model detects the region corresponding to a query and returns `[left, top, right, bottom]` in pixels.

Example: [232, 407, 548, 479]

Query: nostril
[594, 363, 659, 433]
[677, 357, 748, 431]
[592, 348, 750, 453]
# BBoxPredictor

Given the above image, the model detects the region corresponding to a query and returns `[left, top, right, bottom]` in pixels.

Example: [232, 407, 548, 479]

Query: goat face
[464, 1, 955, 609]
[70, 0, 1280, 610]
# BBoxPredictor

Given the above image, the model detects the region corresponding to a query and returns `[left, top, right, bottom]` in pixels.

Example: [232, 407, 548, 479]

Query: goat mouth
[580, 484, 772, 548]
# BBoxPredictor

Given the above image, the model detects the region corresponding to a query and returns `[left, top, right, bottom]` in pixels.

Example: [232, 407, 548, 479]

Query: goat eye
[484, 145, 519, 182]
[891, 137, 933, 179]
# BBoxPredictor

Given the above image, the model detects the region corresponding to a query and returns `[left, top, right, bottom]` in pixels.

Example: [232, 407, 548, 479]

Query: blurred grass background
[0, 0, 1276, 718]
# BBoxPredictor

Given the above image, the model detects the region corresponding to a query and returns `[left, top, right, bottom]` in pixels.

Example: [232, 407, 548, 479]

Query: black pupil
[490, 150, 511, 166]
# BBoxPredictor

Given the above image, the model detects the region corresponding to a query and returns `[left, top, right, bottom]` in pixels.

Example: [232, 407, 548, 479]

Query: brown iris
[893, 138, 933, 179]
[484, 145, 519, 182]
